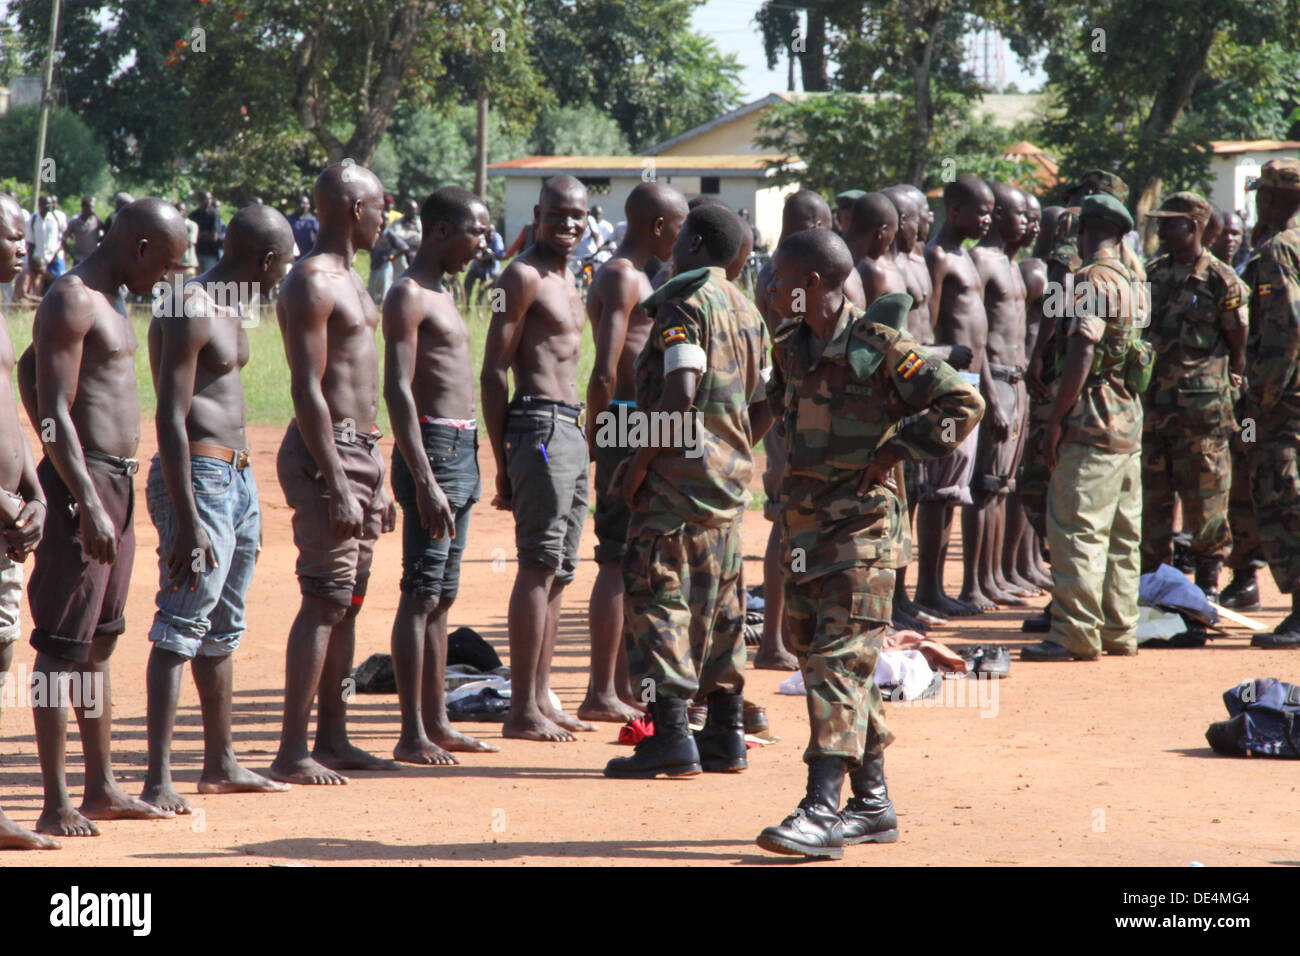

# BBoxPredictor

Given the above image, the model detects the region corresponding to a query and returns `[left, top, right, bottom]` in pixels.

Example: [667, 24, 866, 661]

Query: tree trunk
[906, 7, 944, 187]
[799, 9, 829, 92]
[475, 86, 489, 199]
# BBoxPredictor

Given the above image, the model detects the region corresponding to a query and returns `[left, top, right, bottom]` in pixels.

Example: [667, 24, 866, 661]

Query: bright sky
[691, 0, 1046, 101]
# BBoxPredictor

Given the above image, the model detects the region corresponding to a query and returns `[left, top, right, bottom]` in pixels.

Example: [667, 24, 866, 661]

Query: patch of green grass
[6, 295, 597, 431]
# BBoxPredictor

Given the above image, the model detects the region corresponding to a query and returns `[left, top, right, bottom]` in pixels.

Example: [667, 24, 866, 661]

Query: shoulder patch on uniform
[896, 350, 925, 379]
[1220, 293, 1241, 310]
[1259, 283, 1273, 297]
[662, 326, 688, 345]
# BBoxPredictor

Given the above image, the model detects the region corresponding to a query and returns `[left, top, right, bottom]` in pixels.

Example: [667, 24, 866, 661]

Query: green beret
[835, 189, 867, 208]
[1080, 193, 1133, 233]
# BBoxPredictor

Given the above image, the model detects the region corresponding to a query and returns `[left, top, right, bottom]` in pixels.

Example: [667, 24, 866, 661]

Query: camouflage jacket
[769, 298, 984, 581]
[1143, 250, 1246, 432]
[628, 266, 770, 535]
[1245, 213, 1300, 426]
[1056, 250, 1145, 454]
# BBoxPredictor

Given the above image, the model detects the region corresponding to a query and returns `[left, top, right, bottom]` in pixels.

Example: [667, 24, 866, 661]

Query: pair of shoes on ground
[958, 645, 1010, 678]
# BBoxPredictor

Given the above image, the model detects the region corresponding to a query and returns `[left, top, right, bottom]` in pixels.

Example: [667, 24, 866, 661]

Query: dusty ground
[2, 421, 1298, 867]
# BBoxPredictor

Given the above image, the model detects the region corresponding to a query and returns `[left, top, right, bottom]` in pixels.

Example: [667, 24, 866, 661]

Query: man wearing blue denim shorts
[484, 175, 597, 742]
[140, 205, 295, 812]
[384, 186, 497, 764]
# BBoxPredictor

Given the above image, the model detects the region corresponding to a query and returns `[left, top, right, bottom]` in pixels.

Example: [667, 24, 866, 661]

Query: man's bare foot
[917, 591, 982, 617]
[980, 582, 1028, 606]
[81, 788, 175, 822]
[550, 709, 597, 733]
[956, 588, 997, 613]
[268, 755, 349, 785]
[1028, 566, 1054, 590]
[914, 607, 948, 626]
[36, 806, 99, 837]
[1004, 570, 1042, 596]
[429, 727, 499, 753]
[197, 765, 290, 794]
[313, 742, 403, 772]
[503, 713, 575, 742]
[753, 647, 799, 670]
[140, 781, 192, 815]
[0, 814, 61, 849]
[578, 694, 644, 723]
[394, 737, 458, 766]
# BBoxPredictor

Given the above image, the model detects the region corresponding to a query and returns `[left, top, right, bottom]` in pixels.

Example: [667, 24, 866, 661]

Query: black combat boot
[756, 757, 846, 859]
[1195, 558, 1223, 606]
[694, 691, 747, 772]
[604, 698, 702, 779]
[1220, 568, 1261, 611]
[839, 750, 900, 845]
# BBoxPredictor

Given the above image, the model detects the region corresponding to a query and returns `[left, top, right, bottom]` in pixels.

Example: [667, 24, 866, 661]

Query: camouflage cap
[1079, 192, 1133, 233]
[1245, 157, 1300, 193]
[1145, 191, 1212, 227]
[1068, 169, 1129, 202]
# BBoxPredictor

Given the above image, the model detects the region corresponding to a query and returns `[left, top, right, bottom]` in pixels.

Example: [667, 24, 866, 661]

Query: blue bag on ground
[1139, 563, 1218, 625]
[1205, 678, 1300, 757]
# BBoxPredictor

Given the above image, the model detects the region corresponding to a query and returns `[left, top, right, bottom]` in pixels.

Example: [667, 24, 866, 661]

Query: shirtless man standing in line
[844, 192, 907, 304]
[23, 199, 189, 835]
[384, 187, 499, 764]
[141, 205, 295, 811]
[915, 175, 1003, 618]
[270, 163, 400, 785]
[970, 182, 1033, 606]
[0, 196, 56, 849]
[752, 190, 866, 671]
[582, 181, 688, 721]
[484, 175, 596, 742]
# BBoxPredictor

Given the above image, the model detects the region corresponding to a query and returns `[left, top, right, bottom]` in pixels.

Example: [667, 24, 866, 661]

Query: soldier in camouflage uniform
[1141, 192, 1248, 604]
[604, 204, 772, 777]
[1024, 194, 1147, 662]
[1240, 159, 1300, 645]
[753, 229, 983, 859]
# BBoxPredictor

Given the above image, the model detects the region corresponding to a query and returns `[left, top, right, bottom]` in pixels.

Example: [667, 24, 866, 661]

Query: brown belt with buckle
[191, 442, 250, 470]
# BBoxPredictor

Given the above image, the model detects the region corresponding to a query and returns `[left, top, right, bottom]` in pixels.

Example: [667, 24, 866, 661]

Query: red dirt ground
[2, 421, 1298, 867]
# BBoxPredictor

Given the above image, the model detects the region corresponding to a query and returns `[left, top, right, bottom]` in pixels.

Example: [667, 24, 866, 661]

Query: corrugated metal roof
[1210, 140, 1300, 154]
[487, 154, 798, 175]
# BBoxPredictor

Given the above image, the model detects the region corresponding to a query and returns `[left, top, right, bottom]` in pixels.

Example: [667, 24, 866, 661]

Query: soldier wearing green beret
[1240, 159, 1300, 645]
[1024, 193, 1149, 661]
[755, 229, 983, 859]
[1140, 192, 1248, 608]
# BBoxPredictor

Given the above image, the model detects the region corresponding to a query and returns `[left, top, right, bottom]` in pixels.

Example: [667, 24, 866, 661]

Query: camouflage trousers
[623, 516, 746, 702]
[784, 565, 895, 768]
[1046, 443, 1141, 659]
[1228, 427, 1264, 572]
[1249, 427, 1300, 593]
[1019, 394, 1054, 541]
[1140, 426, 1232, 571]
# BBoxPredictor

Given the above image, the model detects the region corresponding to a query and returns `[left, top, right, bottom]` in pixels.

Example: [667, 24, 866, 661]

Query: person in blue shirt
[464, 224, 505, 306]
[287, 195, 319, 261]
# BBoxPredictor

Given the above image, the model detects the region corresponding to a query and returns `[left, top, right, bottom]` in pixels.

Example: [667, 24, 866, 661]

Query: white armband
[665, 342, 707, 375]
[760, 364, 773, 384]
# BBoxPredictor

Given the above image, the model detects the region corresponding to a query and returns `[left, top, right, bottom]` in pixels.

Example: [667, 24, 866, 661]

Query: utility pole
[32, 0, 62, 210]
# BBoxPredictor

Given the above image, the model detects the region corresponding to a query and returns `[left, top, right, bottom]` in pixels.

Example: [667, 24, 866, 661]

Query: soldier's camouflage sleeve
[766, 322, 797, 419]
[876, 337, 984, 463]
[1249, 240, 1300, 411]
[655, 298, 708, 379]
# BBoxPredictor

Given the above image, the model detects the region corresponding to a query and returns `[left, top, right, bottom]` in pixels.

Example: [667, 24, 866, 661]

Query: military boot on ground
[694, 690, 747, 772]
[1196, 558, 1224, 606]
[839, 749, 900, 845]
[756, 757, 845, 859]
[1220, 569, 1261, 611]
[604, 698, 702, 779]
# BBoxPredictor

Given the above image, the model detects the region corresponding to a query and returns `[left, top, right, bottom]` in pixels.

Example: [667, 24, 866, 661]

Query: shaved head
[223, 203, 295, 261]
[882, 184, 917, 216]
[541, 174, 587, 206]
[776, 228, 854, 290]
[944, 174, 994, 209]
[109, 197, 189, 246]
[314, 161, 383, 215]
[625, 181, 688, 227]
[849, 192, 898, 234]
[989, 181, 1023, 211]
[782, 189, 832, 236]
[0, 192, 23, 231]
[421, 186, 485, 232]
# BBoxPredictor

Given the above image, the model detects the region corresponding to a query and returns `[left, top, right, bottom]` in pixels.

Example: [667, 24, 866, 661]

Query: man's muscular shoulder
[36, 275, 99, 334]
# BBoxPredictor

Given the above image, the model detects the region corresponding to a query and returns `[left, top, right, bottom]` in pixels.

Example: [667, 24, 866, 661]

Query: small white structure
[1209, 140, 1300, 226]
[488, 154, 801, 251]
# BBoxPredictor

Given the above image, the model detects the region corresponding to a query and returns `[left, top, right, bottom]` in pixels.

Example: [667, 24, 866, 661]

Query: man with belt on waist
[384, 186, 498, 763]
[19, 199, 189, 836]
[270, 163, 400, 785]
[484, 175, 596, 742]
[140, 204, 295, 811]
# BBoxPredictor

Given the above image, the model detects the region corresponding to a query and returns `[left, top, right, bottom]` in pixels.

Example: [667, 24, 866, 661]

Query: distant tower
[965, 23, 1007, 91]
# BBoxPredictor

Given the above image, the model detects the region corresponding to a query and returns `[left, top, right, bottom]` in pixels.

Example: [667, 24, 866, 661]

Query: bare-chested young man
[141, 205, 295, 812]
[751, 190, 866, 672]
[484, 175, 595, 742]
[21, 199, 188, 836]
[0, 196, 56, 849]
[582, 181, 688, 721]
[845, 192, 907, 304]
[970, 182, 1033, 607]
[915, 174, 1003, 618]
[383, 186, 498, 765]
[270, 163, 400, 785]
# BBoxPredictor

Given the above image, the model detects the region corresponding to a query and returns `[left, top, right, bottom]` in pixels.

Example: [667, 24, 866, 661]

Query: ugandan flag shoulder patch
[662, 326, 688, 346]
[1259, 283, 1273, 297]
[896, 350, 924, 380]
[1220, 293, 1241, 311]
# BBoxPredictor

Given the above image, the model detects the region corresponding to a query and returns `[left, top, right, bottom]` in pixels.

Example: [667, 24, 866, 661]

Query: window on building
[700, 176, 720, 194]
